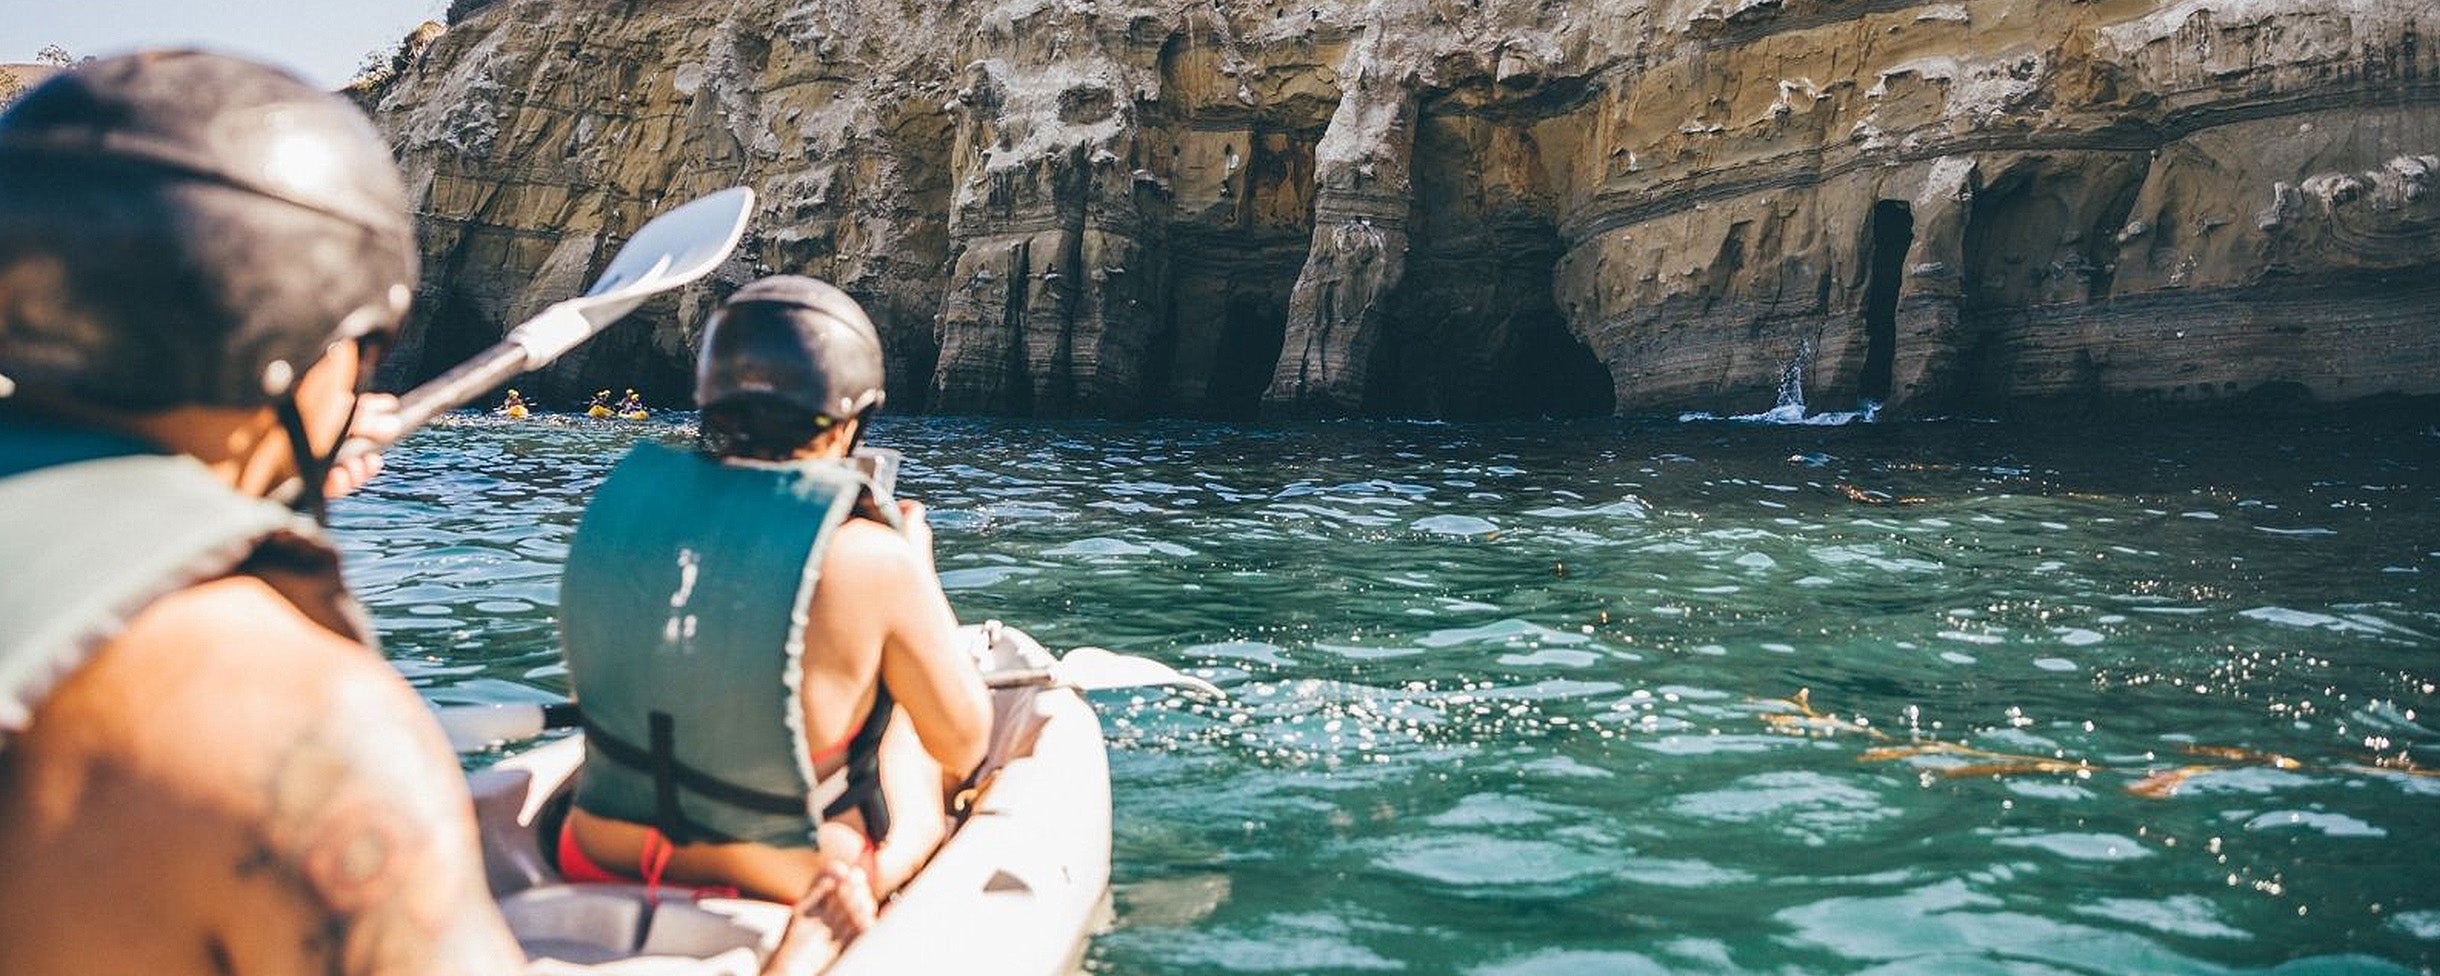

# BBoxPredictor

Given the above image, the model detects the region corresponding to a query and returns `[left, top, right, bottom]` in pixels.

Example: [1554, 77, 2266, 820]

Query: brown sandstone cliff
[371, 0, 2440, 419]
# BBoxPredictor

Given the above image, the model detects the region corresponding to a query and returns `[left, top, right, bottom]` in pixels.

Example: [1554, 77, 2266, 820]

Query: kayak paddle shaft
[269, 188, 755, 498]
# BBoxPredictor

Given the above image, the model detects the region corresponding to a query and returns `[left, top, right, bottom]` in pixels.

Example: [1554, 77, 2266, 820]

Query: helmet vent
[260, 359, 295, 396]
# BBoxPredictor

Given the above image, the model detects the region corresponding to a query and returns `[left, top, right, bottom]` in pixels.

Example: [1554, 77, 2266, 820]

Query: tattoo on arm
[236, 674, 516, 975]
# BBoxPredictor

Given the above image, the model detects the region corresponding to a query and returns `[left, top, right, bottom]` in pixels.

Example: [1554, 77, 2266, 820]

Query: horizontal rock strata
[372, 0, 2440, 418]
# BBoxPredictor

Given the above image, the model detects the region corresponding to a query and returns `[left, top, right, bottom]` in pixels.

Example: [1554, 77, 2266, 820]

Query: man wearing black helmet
[554, 276, 992, 954]
[0, 53, 520, 973]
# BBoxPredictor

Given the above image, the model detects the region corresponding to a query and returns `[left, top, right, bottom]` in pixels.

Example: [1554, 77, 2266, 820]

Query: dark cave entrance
[1143, 124, 1318, 419]
[1504, 314, 1615, 417]
[1366, 307, 1615, 419]
[381, 290, 526, 403]
[1001, 238, 1036, 415]
[552, 318, 695, 412]
[1859, 199, 1914, 406]
[889, 325, 938, 415]
[1205, 293, 1288, 419]
[406, 292, 499, 393]
[1352, 109, 1615, 420]
[1949, 156, 2151, 415]
[1368, 220, 1616, 419]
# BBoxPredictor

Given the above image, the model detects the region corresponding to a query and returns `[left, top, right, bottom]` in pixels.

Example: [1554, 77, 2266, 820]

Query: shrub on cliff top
[342, 22, 446, 107]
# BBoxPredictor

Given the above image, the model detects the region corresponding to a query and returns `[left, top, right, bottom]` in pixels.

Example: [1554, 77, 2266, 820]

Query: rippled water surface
[336, 413, 2440, 975]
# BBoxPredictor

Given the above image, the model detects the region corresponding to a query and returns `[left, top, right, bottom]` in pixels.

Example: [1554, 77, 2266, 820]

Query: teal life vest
[561, 441, 902, 850]
[0, 415, 367, 748]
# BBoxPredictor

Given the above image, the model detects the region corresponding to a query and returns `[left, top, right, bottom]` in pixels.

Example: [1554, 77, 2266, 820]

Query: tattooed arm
[0, 575, 523, 976]
[237, 649, 523, 972]
[213, 578, 524, 975]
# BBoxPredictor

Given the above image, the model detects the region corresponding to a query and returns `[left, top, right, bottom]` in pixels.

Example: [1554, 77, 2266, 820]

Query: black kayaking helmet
[0, 51, 417, 519]
[695, 275, 885, 459]
[0, 51, 416, 407]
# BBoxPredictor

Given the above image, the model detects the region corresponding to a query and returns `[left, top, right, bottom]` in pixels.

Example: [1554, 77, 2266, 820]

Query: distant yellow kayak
[619, 410, 649, 421]
[587, 405, 614, 418]
[504, 404, 530, 419]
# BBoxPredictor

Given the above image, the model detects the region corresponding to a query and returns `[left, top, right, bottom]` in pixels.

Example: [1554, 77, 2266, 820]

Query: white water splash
[1679, 341, 1879, 426]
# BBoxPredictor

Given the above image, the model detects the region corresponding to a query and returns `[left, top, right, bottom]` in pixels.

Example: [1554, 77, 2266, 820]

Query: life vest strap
[583, 715, 803, 830]
[820, 686, 894, 841]
[580, 695, 896, 845]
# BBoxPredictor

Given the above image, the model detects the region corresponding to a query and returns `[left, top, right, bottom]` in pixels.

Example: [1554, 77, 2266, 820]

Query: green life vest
[0, 417, 366, 748]
[561, 441, 901, 850]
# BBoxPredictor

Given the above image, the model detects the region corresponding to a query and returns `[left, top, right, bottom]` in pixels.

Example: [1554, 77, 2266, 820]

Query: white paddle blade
[586, 187, 754, 301]
[283, 186, 763, 497]
[1054, 647, 1224, 697]
[501, 186, 756, 364]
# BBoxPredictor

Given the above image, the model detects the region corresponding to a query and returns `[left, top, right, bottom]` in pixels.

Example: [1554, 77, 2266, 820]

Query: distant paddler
[585, 388, 614, 417]
[615, 387, 647, 420]
[498, 387, 530, 418]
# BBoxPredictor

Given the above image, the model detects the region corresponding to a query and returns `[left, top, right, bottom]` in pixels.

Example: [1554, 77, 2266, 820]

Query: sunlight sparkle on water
[337, 413, 2440, 974]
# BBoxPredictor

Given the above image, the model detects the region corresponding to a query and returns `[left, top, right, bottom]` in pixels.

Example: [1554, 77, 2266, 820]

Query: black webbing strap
[584, 713, 807, 820]
[820, 686, 895, 841]
[584, 696, 897, 846]
[647, 712, 689, 843]
[540, 702, 584, 730]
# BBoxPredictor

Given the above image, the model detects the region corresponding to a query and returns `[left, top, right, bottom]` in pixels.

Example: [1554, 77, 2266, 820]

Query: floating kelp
[2122, 744, 2309, 798]
[2124, 765, 2216, 799]
[2180, 743, 2305, 769]
[1753, 688, 1888, 740]
[1858, 740, 2095, 779]
[2348, 753, 2440, 778]
[1769, 691, 2365, 797]
[1835, 483, 1929, 506]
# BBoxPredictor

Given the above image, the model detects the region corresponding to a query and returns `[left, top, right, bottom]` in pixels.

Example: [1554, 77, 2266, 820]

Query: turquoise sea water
[336, 413, 2440, 975]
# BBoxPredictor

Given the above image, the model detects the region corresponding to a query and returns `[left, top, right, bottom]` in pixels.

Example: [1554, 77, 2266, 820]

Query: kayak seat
[469, 764, 557, 898]
[954, 685, 1052, 820]
[503, 883, 790, 975]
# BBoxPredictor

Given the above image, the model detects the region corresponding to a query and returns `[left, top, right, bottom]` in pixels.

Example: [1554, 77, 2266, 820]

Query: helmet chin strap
[273, 391, 359, 524]
[845, 409, 872, 455]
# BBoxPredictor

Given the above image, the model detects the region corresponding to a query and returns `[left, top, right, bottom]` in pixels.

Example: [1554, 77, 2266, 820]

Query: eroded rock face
[373, 0, 2440, 418]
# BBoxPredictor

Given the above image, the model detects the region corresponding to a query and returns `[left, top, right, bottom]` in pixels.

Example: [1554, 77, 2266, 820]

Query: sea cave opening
[1503, 313, 1615, 418]
[1859, 199, 1914, 406]
[1146, 123, 1317, 419]
[1206, 293, 1288, 419]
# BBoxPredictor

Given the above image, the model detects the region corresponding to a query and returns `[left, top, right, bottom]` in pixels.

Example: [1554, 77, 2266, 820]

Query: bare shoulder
[118, 575, 463, 804]
[51, 574, 421, 771]
[21, 576, 520, 974]
[818, 516, 923, 597]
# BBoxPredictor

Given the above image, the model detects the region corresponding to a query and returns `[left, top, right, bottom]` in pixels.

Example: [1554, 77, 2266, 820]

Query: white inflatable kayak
[465, 631, 1114, 975]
